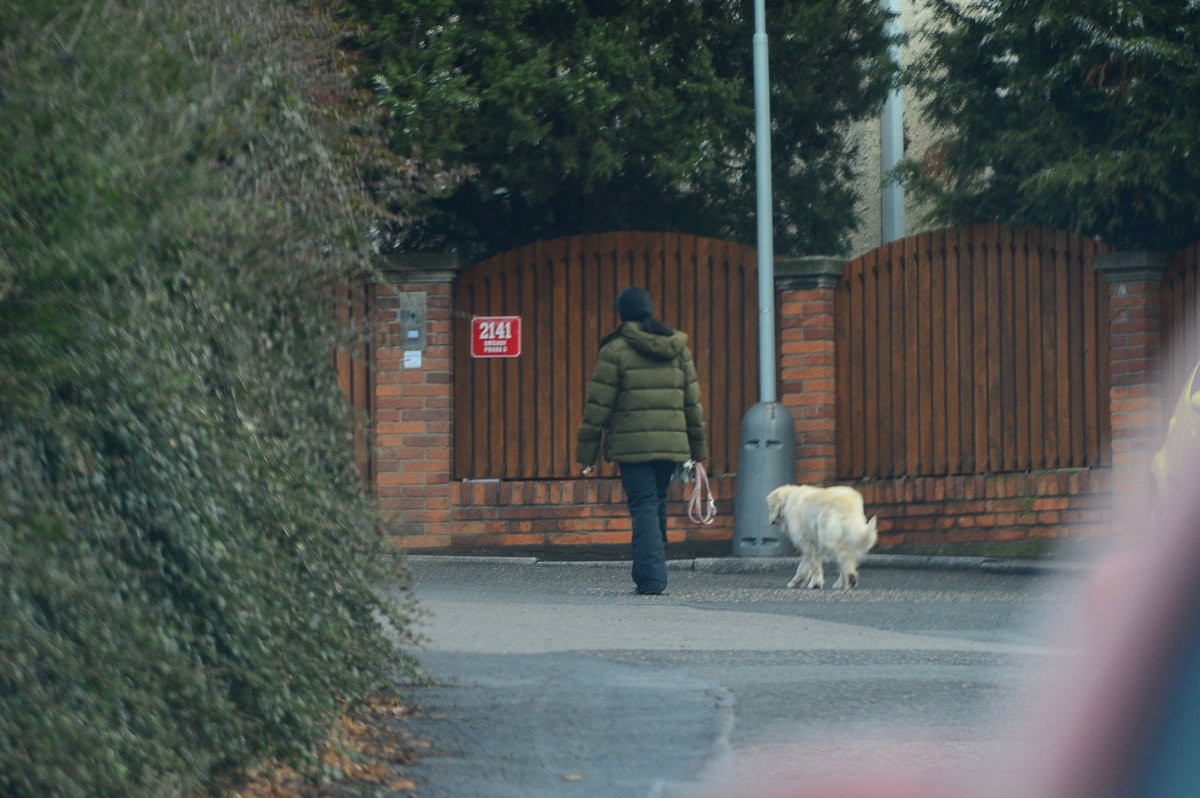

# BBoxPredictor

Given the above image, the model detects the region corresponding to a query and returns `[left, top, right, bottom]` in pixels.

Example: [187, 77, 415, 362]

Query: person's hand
[582, 465, 596, 476]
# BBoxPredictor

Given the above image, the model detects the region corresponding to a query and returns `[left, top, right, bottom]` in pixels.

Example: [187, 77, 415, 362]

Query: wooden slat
[740, 241, 758, 471]
[566, 238, 586, 476]
[902, 235, 919, 475]
[547, 238, 569, 474]
[849, 249, 868, 476]
[1094, 238, 1113, 468]
[930, 230, 948, 474]
[510, 254, 523, 475]
[1080, 235, 1099, 466]
[1055, 229, 1073, 467]
[971, 230, 989, 473]
[486, 260, 503, 477]
[957, 228, 976, 473]
[475, 274, 492, 477]
[533, 244, 553, 477]
[979, 224, 998, 472]
[693, 236, 715, 468]
[997, 225, 1016, 471]
[943, 228, 963, 474]
[709, 241, 731, 474]
[871, 246, 888, 478]
[1026, 230, 1046, 469]
[1040, 232, 1061, 468]
[889, 241, 907, 477]
[676, 232, 697, 391]
[915, 232, 933, 473]
[835, 258, 854, 477]
[333, 277, 374, 485]
[688, 236, 708, 466]
[1012, 228, 1030, 470]
[860, 249, 879, 478]
[879, 246, 898, 477]
[1067, 239, 1083, 466]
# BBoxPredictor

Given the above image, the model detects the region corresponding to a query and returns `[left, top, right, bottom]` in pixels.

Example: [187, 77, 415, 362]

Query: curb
[407, 552, 1084, 576]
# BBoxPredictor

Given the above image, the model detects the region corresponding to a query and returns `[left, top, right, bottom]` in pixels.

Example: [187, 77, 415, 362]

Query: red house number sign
[470, 315, 522, 358]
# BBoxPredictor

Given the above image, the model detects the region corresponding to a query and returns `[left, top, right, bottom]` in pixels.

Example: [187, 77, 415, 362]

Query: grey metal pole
[753, 0, 776, 403]
[731, 0, 795, 558]
[880, 0, 906, 244]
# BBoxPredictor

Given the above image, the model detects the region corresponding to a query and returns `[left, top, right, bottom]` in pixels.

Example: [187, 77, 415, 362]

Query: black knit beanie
[616, 287, 654, 322]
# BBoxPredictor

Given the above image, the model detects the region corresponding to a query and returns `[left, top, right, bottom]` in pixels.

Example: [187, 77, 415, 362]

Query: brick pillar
[373, 253, 461, 549]
[1094, 251, 1167, 520]
[775, 256, 846, 485]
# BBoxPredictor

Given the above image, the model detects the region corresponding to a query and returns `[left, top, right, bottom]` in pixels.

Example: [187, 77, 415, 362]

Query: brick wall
[860, 471, 1110, 548]
[444, 475, 736, 555]
[1095, 251, 1167, 520]
[371, 246, 1170, 556]
[373, 263, 455, 550]
[774, 256, 1118, 550]
[776, 257, 841, 486]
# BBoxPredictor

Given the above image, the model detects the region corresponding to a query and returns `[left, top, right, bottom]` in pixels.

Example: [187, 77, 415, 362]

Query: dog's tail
[865, 515, 878, 546]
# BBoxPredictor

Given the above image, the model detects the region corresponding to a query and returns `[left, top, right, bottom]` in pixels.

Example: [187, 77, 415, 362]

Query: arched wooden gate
[453, 232, 760, 480]
[835, 225, 1113, 479]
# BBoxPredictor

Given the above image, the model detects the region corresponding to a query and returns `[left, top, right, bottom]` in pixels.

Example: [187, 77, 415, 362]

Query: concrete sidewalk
[407, 551, 1090, 576]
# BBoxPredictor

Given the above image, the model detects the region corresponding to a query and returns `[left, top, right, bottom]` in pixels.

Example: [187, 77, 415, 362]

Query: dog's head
[766, 485, 811, 525]
[766, 486, 787, 525]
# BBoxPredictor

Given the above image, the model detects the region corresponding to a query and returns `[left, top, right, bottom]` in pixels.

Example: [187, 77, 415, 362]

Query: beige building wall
[845, 0, 937, 258]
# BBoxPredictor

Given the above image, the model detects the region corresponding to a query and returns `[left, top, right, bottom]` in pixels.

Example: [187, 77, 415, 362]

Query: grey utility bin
[732, 402, 796, 557]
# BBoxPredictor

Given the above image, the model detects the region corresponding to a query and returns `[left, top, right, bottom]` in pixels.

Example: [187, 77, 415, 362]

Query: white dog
[766, 485, 878, 590]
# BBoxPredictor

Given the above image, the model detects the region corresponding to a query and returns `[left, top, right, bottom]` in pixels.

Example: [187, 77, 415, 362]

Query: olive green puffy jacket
[575, 322, 707, 466]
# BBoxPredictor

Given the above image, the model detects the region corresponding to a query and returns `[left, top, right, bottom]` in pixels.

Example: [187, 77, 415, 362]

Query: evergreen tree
[902, 0, 1200, 251]
[343, 0, 898, 258]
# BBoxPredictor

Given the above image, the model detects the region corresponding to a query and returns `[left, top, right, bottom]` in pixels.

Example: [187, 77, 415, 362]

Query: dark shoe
[636, 587, 665, 596]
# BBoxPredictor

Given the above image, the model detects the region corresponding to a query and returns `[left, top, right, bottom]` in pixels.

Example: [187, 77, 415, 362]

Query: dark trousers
[618, 460, 676, 594]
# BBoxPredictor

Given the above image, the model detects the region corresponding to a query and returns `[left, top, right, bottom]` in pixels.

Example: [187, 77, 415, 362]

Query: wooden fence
[335, 276, 374, 484]
[1162, 242, 1200, 406]
[452, 232, 759, 480]
[835, 225, 1113, 479]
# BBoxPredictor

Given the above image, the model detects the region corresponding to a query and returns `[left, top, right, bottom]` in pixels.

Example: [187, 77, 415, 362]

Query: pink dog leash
[684, 460, 716, 525]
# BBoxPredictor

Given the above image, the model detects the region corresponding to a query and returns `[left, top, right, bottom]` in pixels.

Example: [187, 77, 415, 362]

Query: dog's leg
[799, 524, 824, 589]
[787, 558, 808, 590]
[806, 558, 825, 589]
[833, 554, 858, 590]
[789, 536, 817, 589]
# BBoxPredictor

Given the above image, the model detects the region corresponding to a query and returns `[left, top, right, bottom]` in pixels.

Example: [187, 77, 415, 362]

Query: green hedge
[0, 1, 419, 795]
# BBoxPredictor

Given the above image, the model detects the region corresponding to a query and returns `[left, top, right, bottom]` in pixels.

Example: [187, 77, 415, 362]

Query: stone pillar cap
[775, 256, 847, 290]
[1093, 250, 1166, 284]
[381, 251, 464, 284]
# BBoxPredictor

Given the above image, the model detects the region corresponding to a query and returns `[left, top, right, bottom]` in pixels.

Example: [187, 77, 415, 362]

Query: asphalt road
[395, 555, 1081, 798]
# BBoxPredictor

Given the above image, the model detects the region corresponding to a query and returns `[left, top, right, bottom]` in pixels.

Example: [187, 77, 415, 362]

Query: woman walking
[576, 287, 707, 595]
